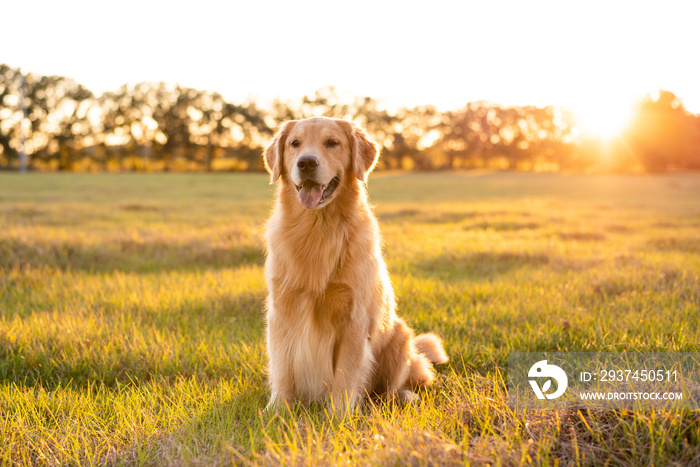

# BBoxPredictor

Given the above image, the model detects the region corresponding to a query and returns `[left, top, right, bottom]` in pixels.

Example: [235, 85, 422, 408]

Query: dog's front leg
[330, 321, 372, 413]
[266, 315, 294, 411]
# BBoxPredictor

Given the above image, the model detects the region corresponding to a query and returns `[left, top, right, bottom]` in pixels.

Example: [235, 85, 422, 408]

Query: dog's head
[264, 117, 379, 209]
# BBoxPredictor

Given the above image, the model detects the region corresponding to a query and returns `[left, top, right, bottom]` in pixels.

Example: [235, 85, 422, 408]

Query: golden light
[572, 97, 636, 141]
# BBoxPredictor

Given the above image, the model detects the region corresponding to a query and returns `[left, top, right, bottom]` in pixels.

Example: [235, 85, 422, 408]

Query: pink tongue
[298, 184, 323, 209]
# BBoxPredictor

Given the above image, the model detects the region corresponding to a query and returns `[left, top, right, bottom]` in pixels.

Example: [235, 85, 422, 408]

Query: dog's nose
[297, 156, 319, 172]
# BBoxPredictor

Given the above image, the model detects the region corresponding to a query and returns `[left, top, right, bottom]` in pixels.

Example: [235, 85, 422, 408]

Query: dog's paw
[398, 389, 421, 405]
[329, 394, 358, 418]
[264, 398, 280, 414]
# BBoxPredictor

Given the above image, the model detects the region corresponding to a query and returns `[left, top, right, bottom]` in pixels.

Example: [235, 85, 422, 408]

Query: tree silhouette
[1, 63, 698, 173]
[625, 90, 700, 171]
[0, 66, 93, 170]
[0, 65, 17, 164]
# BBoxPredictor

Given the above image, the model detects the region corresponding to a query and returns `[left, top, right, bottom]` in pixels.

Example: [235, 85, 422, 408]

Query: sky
[2, 0, 699, 125]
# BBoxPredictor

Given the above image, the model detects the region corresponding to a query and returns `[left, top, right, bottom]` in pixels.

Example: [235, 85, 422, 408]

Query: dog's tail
[414, 333, 449, 364]
[406, 332, 448, 388]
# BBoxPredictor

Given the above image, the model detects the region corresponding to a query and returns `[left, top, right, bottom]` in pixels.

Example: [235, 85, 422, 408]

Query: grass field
[1, 171, 699, 465]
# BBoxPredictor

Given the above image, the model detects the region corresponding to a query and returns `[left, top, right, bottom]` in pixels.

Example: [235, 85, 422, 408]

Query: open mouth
[295, 176, 340, 209]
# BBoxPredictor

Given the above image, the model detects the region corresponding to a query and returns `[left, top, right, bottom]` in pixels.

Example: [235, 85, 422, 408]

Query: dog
[263, 117, 448, 411]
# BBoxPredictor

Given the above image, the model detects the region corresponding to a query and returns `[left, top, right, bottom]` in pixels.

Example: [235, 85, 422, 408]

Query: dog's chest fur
[266, 208, 362, 399]
[264, 181, 385, 401]
[268, 273, 355, 400]
[274, 282, 353, 400]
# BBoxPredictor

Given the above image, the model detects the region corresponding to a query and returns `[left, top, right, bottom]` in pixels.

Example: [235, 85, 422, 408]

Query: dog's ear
[264, 120, 296, 183]
[342, 121, 379, 182]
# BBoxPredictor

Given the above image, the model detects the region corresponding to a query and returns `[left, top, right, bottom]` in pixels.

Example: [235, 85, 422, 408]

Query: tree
[625, 90, 700, 171]
[0, 65, 93, 170]
[2, 63, 699, 173]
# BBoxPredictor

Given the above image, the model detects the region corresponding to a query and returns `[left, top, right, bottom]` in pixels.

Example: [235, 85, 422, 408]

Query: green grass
[1, 171, 699, 465]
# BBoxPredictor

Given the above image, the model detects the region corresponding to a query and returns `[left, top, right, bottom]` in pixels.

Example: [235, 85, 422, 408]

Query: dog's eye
[326, 139, 339, 148]
[291, 139, 300, 148]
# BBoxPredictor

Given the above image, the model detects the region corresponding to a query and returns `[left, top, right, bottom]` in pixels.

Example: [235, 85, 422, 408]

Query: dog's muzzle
[295, 176, 340, 209]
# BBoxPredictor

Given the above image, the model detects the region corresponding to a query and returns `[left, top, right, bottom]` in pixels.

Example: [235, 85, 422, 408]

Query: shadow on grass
[410, 251, 550, 282]
[557, 231, 606, 241]
[463, 221, 540, 232]
[0, 236, 264, 273]
[578, 266, 688, 305]
[647, 235, 700, 254]
[378, 209, 479, 224]
[378, 209, 534, 225]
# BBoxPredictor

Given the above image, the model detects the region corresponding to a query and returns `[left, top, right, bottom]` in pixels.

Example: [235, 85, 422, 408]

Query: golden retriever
[263, 116, 448, 411]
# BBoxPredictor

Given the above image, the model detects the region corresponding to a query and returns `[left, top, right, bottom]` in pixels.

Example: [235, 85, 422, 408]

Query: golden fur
[263, 117, 448, 411]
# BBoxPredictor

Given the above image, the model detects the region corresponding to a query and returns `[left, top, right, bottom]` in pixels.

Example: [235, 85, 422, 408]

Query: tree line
[1, 64, 699, 173]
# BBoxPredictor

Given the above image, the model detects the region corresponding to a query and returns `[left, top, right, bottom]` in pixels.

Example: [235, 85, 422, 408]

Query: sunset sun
[572, 98, 636, 141]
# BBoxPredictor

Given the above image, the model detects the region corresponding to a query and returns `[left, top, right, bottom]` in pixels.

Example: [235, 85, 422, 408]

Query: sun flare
[572, 98, 636, 141]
